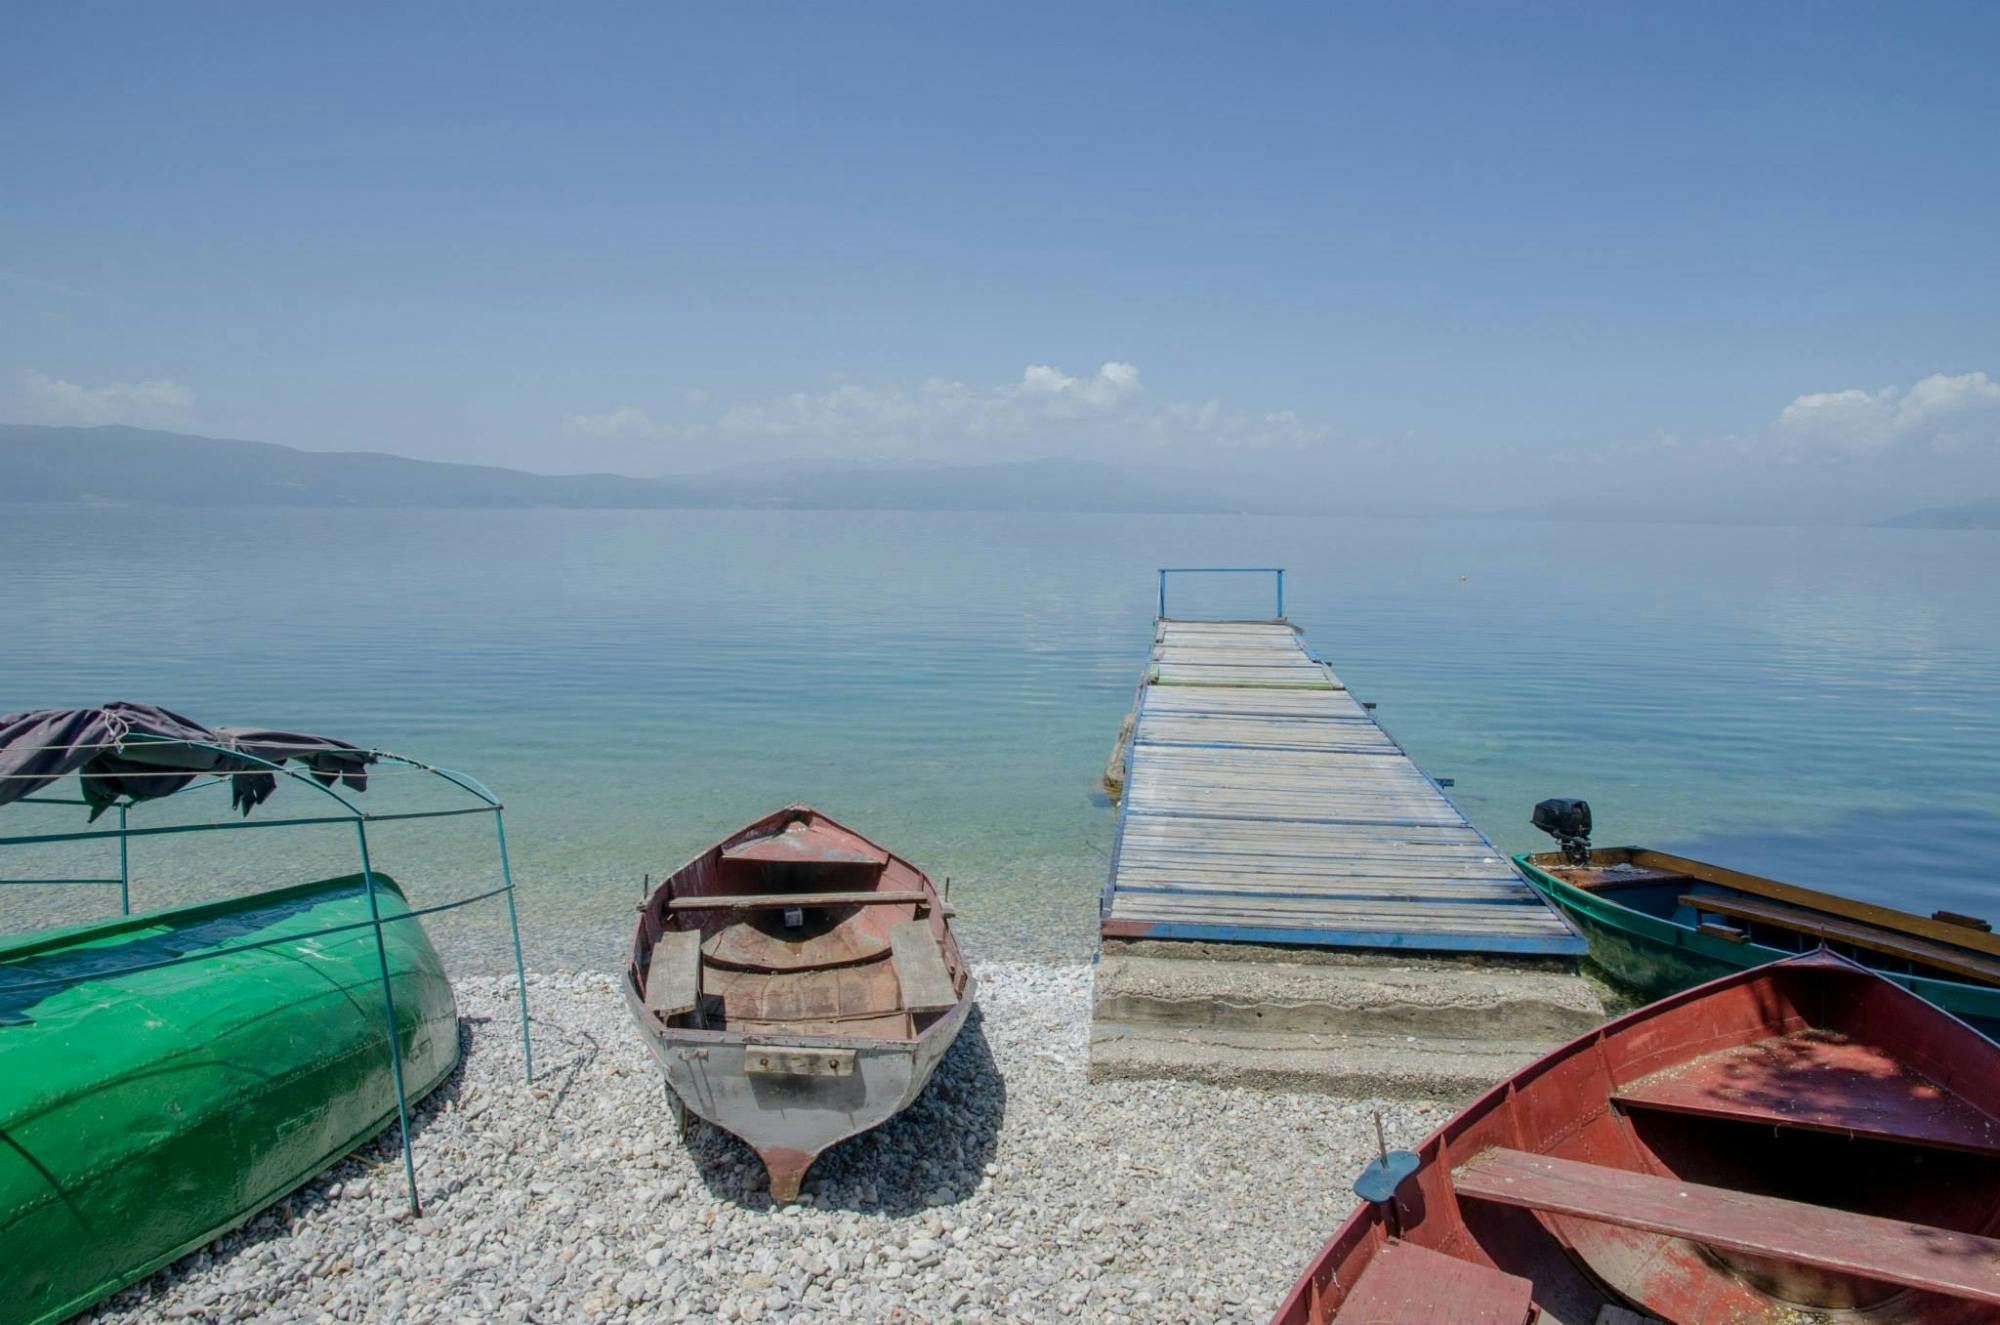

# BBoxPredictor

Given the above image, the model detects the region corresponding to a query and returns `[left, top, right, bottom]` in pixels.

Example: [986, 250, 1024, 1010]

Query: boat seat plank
[1678, 893, 2000, 985]
[643, 930, 703, 1018]
[667, 890, 928, 911]
[1454, 1147, 2000, 1305]
[1639, 849, 2000, 957]
[1613, 1029, 2000, 1155]
[1547, 864, 1687, 891]
[1330, 1239, 1534, 1325]
[887, 920, 957, 1014]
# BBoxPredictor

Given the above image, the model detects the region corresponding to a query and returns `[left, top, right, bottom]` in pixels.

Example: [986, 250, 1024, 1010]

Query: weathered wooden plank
[1109, 896, 1574, 931]
[643, 929, 704, 1017]
[1454, 1148, 2000, 1305]
[1117, 880, 1545, 902]
[667, 890, 928, 911]
[1154, 667, 1339, 688]
[1135, 716, 1398, 754]
[1680, 893, 2000, 985]
[888, 920, 959, 1014]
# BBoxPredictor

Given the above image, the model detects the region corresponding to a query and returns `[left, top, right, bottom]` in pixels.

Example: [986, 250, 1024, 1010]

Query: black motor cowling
[1531, 798, 1593, 865]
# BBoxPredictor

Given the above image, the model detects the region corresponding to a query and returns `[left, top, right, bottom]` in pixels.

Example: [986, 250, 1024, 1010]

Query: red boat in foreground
[1272, 950, 2000, 1325]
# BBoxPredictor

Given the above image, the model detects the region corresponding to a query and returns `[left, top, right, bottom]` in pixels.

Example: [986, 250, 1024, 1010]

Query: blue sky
[3, 3, 1996, 516]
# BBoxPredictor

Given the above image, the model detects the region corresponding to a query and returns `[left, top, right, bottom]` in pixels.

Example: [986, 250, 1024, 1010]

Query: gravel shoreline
[83, 963, 1445, 1325]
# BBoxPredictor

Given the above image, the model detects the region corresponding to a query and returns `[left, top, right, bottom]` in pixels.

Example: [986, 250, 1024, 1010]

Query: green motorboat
[0, 872, 460, 1325]
[1515, 841, 2000, 1038]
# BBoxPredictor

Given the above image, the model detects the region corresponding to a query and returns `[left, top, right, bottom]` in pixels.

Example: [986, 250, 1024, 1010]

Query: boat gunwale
[0, 870, 410, 964]
[1521, 845, 2000, 959]
[1513, 850, 2000, 1017]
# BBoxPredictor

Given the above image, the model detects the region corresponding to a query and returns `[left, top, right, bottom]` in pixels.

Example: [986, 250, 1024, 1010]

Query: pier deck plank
[1102, 618, 1584, 957]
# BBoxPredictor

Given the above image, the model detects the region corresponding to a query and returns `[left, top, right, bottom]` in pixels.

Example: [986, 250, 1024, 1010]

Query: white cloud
[1017, 361, 1142, 411]
[707, 359, 1320, 464]
[14, 367, 195, 426]
[716, 363, 1148, 443]
[562, 405, 671, 439]
[1776, 371, 2000, 452]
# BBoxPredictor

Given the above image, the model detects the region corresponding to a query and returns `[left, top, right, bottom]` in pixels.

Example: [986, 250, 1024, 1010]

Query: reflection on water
[2, 507, 1995, 970]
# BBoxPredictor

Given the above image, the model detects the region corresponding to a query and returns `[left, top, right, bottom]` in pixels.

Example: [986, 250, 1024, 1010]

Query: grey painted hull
[624, 974, 974, 1199]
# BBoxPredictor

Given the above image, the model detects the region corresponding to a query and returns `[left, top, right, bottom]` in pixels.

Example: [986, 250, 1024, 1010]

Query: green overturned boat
[0, 704, 530, 1325]
[0, 875, 459, 1325]
[1519, 798, 2000, 1037]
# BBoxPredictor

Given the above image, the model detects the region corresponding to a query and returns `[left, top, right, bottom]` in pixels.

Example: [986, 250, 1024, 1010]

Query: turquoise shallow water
[2, 506, 1996, 971]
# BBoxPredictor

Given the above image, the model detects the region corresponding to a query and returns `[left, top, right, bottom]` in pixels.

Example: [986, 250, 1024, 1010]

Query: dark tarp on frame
[0, 702, 374, 819]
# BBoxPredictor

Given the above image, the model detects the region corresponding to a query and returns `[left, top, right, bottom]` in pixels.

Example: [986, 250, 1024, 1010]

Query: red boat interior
[628, 808, 966, 1042]
[1279, 955, 2000, 1325]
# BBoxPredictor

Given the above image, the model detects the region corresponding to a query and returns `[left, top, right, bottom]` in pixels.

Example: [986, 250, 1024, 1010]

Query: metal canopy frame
[0, 738, 533, 1214]
[1157, 566, 1285, 620]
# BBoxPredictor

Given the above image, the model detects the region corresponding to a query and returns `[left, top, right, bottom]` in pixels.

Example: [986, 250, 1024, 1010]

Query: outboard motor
[1531, 798, 1593, 866]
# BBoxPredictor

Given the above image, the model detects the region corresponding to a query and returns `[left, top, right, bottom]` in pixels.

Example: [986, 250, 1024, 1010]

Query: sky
[3, 3, 1997, 519]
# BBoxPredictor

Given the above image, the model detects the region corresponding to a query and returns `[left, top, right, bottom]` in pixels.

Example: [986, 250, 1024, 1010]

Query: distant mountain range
[0, 424, 1256, 514]
[1880, 498, 2000, 530]
[9, 424, 1993, 525]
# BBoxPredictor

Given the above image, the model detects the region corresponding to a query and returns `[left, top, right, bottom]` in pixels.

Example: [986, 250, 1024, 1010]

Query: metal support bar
[0, 878, 125, 886]
[117, 804, 130, 915]
[0, 883, 516, 993]
[0, 803, 497, 849]
[355, 822, 422, 1217]
[494, 810, 535, 1083]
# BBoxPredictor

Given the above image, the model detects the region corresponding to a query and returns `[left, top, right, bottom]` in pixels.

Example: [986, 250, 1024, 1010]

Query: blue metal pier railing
[1157, 566, 1285, 620]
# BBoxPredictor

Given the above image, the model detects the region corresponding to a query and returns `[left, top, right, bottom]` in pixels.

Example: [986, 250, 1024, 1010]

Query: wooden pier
[1091, 572, 1601, 1094]
[1101, 616, 1585, 958]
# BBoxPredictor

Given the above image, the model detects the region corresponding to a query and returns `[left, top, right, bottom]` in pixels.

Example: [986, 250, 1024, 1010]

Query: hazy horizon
[4, 5, 1997, 522]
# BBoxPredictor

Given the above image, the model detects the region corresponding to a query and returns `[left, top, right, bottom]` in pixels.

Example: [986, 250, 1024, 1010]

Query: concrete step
[1095, 951, 1605, 1042]
[1088, 948, 1606, 1097]
[1087, 1021, 1566, 1099]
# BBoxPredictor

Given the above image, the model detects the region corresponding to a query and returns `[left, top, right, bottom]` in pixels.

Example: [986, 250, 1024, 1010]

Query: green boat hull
[0, 874, 459, 1325]
[1515, 854, 2000, 1036]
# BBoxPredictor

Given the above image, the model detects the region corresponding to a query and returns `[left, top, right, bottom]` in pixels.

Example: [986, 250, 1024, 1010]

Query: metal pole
[1157, 569, 1167, 620]
[493, 810, 535, 1083]
[355, 822, 422, 1215]
[116, 804, 130, 916]
[1275, 569, 1285, 620]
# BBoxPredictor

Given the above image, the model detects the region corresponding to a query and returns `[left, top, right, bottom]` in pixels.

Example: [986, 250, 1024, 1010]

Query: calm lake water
[3, 506, 1996, 971]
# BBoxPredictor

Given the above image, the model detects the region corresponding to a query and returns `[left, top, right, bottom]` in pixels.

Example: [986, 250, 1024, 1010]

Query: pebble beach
[80, 964, 1441, 1325]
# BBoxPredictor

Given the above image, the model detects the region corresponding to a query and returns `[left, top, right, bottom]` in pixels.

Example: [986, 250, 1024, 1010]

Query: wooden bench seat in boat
[1612, 1029, 2000, 1154]
[643, 929, 704, 1017]
[1677, 892, 2000, 985]
[1328, 1239, 1533, 1324]
[1453, 1147, 2000, 1305]
[666, 889, 930, 911]
[887, 920, 958, 1014]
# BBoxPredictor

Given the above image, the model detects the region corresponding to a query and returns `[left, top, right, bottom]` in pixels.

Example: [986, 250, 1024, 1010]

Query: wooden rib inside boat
[1271, 951, 2000, 1325]
[624, 805, 973, 1200]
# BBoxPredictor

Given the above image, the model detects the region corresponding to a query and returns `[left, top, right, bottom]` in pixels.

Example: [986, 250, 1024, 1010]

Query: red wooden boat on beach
[1272, 950, 2000, 1325]
[625, 806, 973, 1200]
